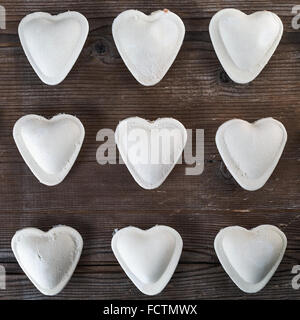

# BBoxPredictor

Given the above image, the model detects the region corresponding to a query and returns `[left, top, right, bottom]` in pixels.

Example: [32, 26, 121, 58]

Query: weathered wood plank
[0, 262, 298, 300]
[0, 161, 297, 212]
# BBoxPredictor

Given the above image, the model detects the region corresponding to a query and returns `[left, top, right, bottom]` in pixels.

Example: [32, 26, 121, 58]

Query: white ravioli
[112, 9, 185, 86]
[209, 9, 283, 83]
[11, 225, 83, 296]
[13, 114, 85, 186]
[214, 225, 287, 293]
[215, 118, 287, 191]
[115, 117, 187, 189]
[112, 225, 183, 295]
[18, 11, 89, 85]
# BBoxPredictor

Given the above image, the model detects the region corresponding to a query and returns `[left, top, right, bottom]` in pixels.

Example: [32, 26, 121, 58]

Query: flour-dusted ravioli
[19, 11, 89, 85]
[214, 225, 287, 293]
[216, 118, 287, 190]
[112, 225, 183, 295]
[113, 9, 185, 86]
[115, 117, 187, 189]
[209, 9, 283, 83]
[13, 114, 85, 186]
[11, 226, 83, 296]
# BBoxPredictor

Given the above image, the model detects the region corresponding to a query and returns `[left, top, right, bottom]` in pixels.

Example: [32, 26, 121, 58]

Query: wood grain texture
[0, 0, 299, 300]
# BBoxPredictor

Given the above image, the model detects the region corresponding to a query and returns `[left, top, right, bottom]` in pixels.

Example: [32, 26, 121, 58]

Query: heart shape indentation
[214, 225, 287, 293]
[18, 11, 89, 85]
[11, 226, 83, 296]
[13, 114, 85, 186]
[115, 117, 187, 189]
[209, 9, 283, 83]
[112, 9, 185, 86]
[216, 118, 287, 190]
[112, 226, 183, 295]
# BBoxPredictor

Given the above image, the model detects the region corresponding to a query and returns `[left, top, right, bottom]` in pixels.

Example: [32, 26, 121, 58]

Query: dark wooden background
[0, 0, 299, 300]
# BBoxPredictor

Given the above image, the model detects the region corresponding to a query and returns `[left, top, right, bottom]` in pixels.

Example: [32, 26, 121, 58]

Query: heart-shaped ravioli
[112, 225, 183, 295]
[216, 117, 287, 190]
[115, 117, 187, 189]
[11, 226, 83, 296]
[209, 9, 283, 83]
[214, 225, 287, 293]
[13, 114, 85, 186]
[112, 9, 185, 86]
[18, 11, 89, 85]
